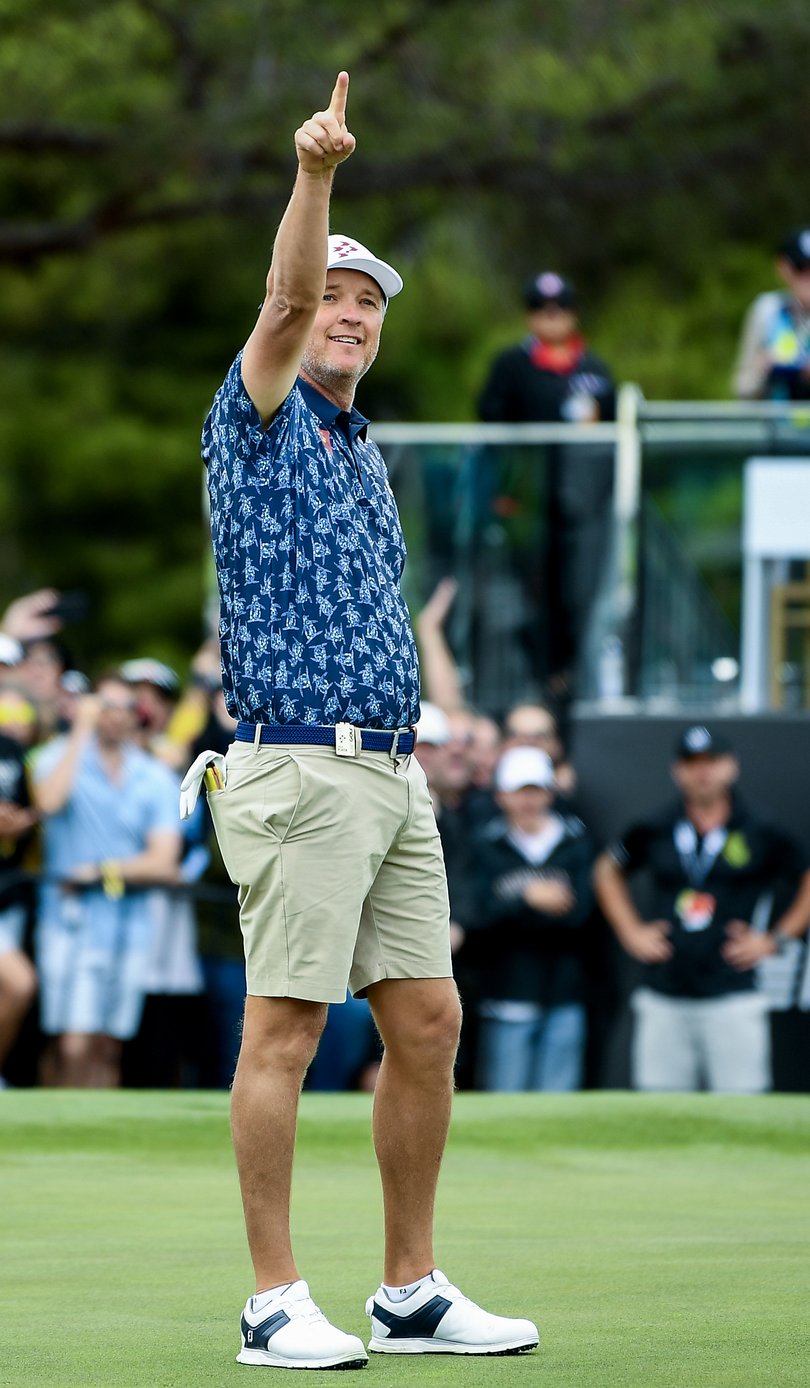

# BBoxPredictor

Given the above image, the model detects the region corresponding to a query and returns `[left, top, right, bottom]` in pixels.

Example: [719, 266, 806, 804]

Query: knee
[1, 953, 37, 1009]
[58, 1032, 93, 1066]
[386, 986, 462, 1070]
[241, 998, 328, 1074]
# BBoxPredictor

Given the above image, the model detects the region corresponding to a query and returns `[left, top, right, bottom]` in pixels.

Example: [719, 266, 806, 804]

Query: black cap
[523, 271, 577, 311]
[674, 725, 734, 760]
[779, 228, 810, 271]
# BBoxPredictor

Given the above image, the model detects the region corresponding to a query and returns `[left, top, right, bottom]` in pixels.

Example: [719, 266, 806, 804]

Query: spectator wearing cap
[477, 273, 617, 695]
[119, 658, 182, 764]
[594, 725, 810, 1094]
[479, 271, 615, 426]
[733, 228, 810, 400]
[457, 745, 595, 1091]
[0, 634, 24, 680]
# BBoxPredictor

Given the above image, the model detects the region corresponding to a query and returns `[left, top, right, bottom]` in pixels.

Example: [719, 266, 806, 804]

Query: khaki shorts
[207, 741, 452, 1003]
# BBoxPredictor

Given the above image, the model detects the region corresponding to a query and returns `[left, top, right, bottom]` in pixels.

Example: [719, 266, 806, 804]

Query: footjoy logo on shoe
[246, 1330, 253, 1343]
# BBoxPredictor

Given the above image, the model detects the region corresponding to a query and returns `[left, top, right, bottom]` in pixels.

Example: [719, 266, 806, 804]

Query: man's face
[96, 680, 137, 745]
[130, 681, 172, 733]
[18, 642, 64, 702]
[503, 704, 562, 762]
[527, 304, 578, 345]
[778, 258, 810, 311]
[672, 752, 738, 804]
[300, 269, 385, 393]
[496, 783, 554, 829]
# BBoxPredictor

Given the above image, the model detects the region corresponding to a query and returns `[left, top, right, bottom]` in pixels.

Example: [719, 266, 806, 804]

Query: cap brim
[326, 255, 403, 300]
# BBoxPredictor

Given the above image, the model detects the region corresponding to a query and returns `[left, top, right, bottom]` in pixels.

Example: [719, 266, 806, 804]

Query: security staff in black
[594, 725, 810, 1092]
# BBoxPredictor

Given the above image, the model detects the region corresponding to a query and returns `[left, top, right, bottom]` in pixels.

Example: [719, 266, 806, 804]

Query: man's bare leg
[230, 995, 327, 1291]
[0, 950, 36, 1075]
[366, 977, 461, 1285]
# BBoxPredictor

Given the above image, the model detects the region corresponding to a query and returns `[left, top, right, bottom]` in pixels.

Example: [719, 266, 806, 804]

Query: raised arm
[241, 71, 356, 425]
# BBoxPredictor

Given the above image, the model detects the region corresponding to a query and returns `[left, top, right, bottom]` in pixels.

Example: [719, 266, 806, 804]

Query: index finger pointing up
[328, 70, 349, 122]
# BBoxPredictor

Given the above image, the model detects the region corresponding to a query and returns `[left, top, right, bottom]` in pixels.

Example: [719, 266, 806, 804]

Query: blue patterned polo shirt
[202, 357, 421, 729]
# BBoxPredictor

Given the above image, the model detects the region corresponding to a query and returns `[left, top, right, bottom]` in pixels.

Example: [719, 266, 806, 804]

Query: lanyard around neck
[673, 820, 728, 887]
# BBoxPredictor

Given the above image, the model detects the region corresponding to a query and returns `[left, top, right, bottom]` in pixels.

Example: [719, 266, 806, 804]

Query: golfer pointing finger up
[199, 70, 539, 1372]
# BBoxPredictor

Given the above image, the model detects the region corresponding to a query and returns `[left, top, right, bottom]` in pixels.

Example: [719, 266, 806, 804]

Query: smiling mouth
[329, 335, 362, 345]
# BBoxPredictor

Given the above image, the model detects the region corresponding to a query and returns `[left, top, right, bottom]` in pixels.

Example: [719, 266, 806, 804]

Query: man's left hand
[721, 919, 777, 970]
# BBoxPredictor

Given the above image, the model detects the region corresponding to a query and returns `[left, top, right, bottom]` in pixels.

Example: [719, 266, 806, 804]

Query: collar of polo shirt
[297, 377, 370, 443]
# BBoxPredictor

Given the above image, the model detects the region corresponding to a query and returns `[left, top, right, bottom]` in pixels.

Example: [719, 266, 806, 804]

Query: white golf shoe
[237, 1280, 368, 1370]
[365, 1269, 539, 1356]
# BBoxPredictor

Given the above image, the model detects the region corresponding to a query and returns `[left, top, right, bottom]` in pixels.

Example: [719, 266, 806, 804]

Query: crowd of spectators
[2, 578, 809, 1097]
[3, 227, 810, 1094]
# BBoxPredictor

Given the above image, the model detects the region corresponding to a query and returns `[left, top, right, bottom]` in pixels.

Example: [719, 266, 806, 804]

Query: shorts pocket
[260, 753, 303, 842]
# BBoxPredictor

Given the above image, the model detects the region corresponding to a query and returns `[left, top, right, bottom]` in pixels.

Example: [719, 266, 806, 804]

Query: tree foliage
[1, 0, 810, 664]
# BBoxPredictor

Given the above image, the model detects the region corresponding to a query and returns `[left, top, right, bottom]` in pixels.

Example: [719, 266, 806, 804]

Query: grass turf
[0, 1091, 808, 1386]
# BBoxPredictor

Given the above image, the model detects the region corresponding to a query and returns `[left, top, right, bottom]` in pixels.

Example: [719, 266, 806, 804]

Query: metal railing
[371, 393, 810, 716]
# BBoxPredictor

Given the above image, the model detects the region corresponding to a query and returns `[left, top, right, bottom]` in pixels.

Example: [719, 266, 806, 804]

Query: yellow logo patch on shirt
[723, 832, 751, 867]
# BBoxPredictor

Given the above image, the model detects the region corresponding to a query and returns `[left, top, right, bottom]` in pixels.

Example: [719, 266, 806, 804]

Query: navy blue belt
[234, 721, 415, 757]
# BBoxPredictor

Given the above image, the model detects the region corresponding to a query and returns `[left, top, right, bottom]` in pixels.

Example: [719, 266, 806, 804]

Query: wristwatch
[769, 929, 794, 956]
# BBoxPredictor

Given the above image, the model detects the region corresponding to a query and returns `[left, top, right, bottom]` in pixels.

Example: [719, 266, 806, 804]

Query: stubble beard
[300, 340, 378, 396]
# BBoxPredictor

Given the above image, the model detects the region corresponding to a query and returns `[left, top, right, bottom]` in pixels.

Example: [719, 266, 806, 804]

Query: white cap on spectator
[416, 701, 450, 746]
[120, 658, 180, 695]
[0, 634, 23, 666]
[495, 746, 556, 792]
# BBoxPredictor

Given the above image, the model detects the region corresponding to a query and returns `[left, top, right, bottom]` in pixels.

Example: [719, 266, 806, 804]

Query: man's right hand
[294, 71, 356, 175]
[623, 919, 673, 964]
[73, 694, 101, 733]
[0, 802, 37, 839]
[523, 878, 575, 916]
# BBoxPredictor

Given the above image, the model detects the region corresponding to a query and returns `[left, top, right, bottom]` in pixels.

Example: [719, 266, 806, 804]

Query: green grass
[1, 1092, 809, 1386]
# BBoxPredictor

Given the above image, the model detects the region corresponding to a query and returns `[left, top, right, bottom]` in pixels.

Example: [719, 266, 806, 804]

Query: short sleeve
[763, 824, 810, 881]
[146, 764, 183, 835]
[607, 822, 652, 873]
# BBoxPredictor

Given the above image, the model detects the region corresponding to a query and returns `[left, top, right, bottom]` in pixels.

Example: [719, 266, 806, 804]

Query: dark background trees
[2, 0, 809, 667]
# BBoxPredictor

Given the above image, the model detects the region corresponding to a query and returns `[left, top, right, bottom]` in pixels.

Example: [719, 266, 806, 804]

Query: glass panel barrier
[372, 400, 810, 718]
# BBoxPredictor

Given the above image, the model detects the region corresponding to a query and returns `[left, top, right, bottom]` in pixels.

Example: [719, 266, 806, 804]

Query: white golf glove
[179, 750, 227, 819]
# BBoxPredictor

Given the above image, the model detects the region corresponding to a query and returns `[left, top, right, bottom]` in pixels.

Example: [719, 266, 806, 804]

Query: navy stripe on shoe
[241, 1308, 291, 1349]
[372, 1295, 452, 1338]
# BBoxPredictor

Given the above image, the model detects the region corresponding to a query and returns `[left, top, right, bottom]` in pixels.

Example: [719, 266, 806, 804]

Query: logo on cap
[684, 725, 711, 752]
[333, 240, 360, 258]
[537, 272, 565, 298]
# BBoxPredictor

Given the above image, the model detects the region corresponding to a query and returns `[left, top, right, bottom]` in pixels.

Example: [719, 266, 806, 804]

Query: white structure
[741, 458, 810, 710]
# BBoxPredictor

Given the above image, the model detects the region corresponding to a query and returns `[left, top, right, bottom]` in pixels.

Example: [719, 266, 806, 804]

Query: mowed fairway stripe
[0, 1091, 808, 1386]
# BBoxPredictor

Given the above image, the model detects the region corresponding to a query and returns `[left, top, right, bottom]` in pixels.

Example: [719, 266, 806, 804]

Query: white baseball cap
[0, 634, 23, 666]
[415, 701, 450, 747]
[327, 234, 403, 300]
[120, 657, 180, 696]
[495, 746, 556, 793]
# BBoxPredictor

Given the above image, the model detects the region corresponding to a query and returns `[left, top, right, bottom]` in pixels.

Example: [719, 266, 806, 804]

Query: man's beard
[300, 340, 378, 392]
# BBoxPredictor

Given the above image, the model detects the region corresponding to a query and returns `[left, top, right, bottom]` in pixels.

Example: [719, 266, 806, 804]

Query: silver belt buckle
[389, 729, 401, 759]
[335, 722, 359, 758]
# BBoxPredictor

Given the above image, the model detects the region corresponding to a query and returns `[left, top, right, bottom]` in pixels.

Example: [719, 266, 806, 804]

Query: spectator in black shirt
[459, 745, 595, 1091]
[479, 272, 615, 426]
[478, 273, 616, 692]
[594, 725, 810, 1093]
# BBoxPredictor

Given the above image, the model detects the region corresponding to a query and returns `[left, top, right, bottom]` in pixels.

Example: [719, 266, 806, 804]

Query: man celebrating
[198, 73, 538, 1371]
